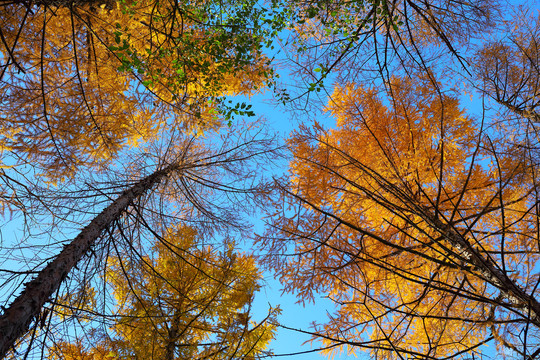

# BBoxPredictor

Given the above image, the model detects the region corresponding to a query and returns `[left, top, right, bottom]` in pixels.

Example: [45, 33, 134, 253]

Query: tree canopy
[0, 0, 276, 177]
[259, 74, 540, 358]
[1, 0, 540, 359]
[49, 225, 278, 360]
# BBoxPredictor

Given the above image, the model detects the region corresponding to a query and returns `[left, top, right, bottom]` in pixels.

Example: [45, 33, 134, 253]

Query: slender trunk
[427, 212, 540, 324]
[165, 311, 181, 360]
[496, 99, 540, 123]
[0, 164, 178, 358]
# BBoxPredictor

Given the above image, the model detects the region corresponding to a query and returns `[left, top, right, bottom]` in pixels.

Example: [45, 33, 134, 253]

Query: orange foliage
[259, 76, 540, 358]
[0, 1, 268, 178]
[474, 9, 540, 122]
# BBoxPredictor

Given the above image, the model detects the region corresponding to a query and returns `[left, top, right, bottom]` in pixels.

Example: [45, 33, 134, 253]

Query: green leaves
[221, 100, 255, 123]
[306, 7, 318, 19]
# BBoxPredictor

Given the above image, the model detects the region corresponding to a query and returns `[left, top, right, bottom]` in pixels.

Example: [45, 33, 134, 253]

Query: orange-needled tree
[0, 0, 275, 178]
[258, 74, 540, 358]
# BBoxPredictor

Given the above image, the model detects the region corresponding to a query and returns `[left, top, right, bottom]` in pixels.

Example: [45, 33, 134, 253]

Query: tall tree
[0, 128, 278, 358]
[0, 0, 283, 355]
[0, 159, 180, 358]
[258, 75, 540, 358]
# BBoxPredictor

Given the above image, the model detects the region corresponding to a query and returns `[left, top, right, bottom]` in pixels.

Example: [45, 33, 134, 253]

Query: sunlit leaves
[0, 0, 278, 179]
[275, 0, 498, 103]
[259, 75, 539, 358]
[473, 9, 540, 122]
[51, 225, 278, 360]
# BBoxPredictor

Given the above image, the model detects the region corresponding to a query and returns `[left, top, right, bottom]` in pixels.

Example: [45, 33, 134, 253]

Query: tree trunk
[0, 164, 179, 358]
[165, 311, 181, 360]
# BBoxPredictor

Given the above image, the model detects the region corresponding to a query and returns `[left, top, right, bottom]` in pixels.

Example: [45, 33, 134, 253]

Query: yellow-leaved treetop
[0, 0, 270, 178]
[49, 225, 278, 360]
[259, 76, 540, 358]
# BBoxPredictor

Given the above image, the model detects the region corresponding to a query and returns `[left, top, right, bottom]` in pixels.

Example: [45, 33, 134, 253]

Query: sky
[235, 5, 526, 354]
[1, 1, 540, 359]
[234, 80, 357, 359]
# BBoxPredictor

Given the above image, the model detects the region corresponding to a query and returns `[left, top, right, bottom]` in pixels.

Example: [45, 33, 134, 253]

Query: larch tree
[257, 74, 540, 359]
[269, 0, 498, 109]
[48, 224, 278, 360]
[0, 0, 278, 178]
[249, 2, 540, 358]
[0, 0, 282, 354]
[473, 8, 540, 123]
[0, 125, 279, 358]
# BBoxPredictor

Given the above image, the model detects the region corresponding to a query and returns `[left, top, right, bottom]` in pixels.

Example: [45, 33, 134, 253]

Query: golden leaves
[262, 74, 539, 358]
[67, 224, 278, 360]
[0, 0, 270, 179]
[474, 9, 540, 123]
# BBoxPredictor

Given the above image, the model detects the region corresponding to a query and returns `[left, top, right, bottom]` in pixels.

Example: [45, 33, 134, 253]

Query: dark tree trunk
[0, 164, 178, 358]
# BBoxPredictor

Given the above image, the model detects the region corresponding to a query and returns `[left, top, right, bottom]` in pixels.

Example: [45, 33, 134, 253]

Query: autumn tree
[48, 225, 278, 360]
[0, 125, 279, 358]
[0, 0, 285, 356]
[268, 0, 498, 109]
[0, 0, 279, 179]
[257, 74, 540, 359]
[473, 8, 540, 123]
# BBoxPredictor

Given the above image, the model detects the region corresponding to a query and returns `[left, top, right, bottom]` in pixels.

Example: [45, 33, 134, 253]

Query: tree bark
[425, 210, 540, 324]
[0, 163, 179, 358]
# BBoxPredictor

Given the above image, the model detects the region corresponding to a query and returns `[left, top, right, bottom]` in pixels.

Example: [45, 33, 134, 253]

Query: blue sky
[1, 1, 540, 358]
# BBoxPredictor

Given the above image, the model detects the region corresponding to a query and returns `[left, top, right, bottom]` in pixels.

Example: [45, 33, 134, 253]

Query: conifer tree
[258, 75, 540, 358]
[49, 225, 278, 360]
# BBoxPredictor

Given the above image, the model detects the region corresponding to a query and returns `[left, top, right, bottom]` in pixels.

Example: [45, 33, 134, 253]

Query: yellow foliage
[52, 224, 277, 360]
[0, 1, 269, 179]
